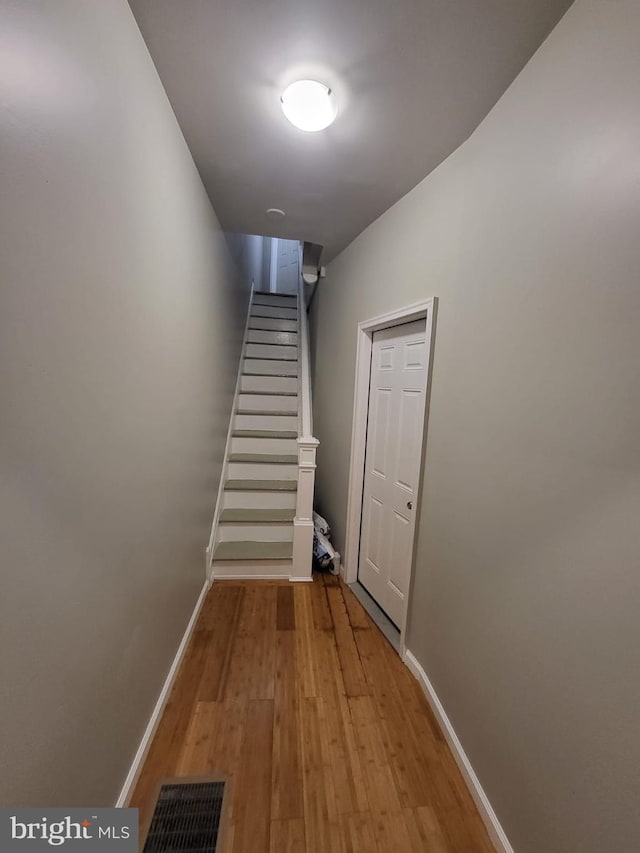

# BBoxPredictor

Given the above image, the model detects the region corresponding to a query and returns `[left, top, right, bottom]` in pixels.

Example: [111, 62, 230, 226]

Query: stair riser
[221, 509, 295, 523]
[226, 480, 296, 493]
[217, 524, 293, 543]
[247, 330, 298, 346]
[248, 317, 297, 333]
[223, 491, 297, 509]
[231, 436, 298, 455]
[251, 305, 297, 320]
[239, 375, 298, 394]
[212, 560, 292, 579]
[253, 295, 297, 308]
[235, 414, 297, 432]
[245, 343, 297, 361]
[227, 462, 298, 479]
[238, 393, 298, 413]
[243, 359, 297, 377]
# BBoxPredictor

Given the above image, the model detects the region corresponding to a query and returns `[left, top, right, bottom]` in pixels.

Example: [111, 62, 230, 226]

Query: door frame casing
[343, 297, 437, 650]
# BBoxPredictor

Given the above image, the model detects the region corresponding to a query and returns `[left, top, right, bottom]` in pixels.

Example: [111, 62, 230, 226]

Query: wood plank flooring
[130, 574, 494, 852]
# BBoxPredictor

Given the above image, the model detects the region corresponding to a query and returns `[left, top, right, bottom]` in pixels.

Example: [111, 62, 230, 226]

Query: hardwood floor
[130, 574, 494, 852]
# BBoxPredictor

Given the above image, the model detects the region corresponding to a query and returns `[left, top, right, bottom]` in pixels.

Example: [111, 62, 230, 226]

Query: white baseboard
[115, 579, 211, 807]
[403, 650, 513, 853]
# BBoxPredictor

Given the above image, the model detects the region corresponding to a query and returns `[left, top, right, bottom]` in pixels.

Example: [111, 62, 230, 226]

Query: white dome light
[280, 80, 337, 132]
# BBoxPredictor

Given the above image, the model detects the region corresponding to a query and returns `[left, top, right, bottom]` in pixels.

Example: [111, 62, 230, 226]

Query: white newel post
[292, 436, 319, 580]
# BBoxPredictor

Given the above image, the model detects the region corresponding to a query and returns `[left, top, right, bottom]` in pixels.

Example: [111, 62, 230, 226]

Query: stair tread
[239, 390, 297, 397]
[243, 370, 298, 375]
[248, 335, 298, 346]
[245, 355, 298, 362]
[232, 429, 297, 438]
[236, 409, 298, 417]
[251, 310, 298, 320]
[243, 371, 298, 378]
[244, 358, 297, 366]
[220, 508, 295, 523]
[248, 316, 297, 323]
[247, 336, 298, 342]
[253, 291, 297, 298]
[251, 313, 297, 320]
[213, 540, 293, 561]
[229, 453, 298, 464]
[225, 478, 297, 491]
[246, 349, 298, 356]
[247, 337, 298, 343]
[248, 322, 298, 331]
[249, 328, 296, 334]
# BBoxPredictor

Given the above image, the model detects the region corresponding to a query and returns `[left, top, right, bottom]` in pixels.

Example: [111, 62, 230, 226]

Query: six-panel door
[358, 319, 428, 629]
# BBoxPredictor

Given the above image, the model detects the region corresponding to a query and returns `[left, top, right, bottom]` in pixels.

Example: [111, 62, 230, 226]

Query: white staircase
[209, 282, 318, 580]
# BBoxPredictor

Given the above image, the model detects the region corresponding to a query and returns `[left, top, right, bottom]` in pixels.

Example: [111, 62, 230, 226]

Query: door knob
[407, 501, 413, 510]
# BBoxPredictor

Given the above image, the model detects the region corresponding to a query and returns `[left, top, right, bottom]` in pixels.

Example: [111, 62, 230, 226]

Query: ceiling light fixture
[280, 80, 337, 132]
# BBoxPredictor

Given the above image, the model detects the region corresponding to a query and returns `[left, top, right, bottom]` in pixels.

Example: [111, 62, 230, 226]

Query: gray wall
[225, 232, 266, 293]
[310, 1, 640, 850]
[0, 1, 253, 806]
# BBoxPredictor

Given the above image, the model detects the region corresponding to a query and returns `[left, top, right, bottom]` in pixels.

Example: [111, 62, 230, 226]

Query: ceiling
[129, 0, 572, 261]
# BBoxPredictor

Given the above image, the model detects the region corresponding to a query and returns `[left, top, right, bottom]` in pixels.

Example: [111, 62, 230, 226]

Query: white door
[275, 239, 300, 294]
[357, 319, 428, 629]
